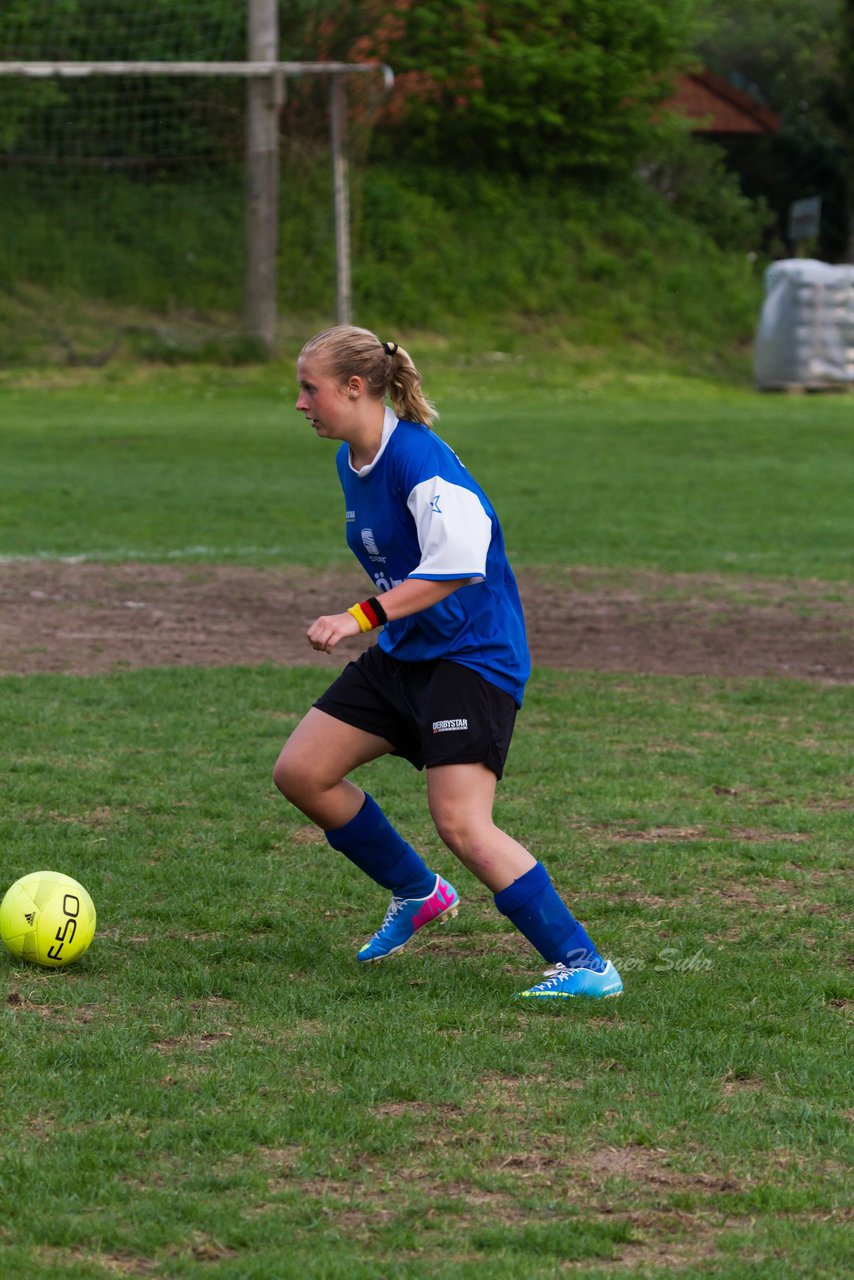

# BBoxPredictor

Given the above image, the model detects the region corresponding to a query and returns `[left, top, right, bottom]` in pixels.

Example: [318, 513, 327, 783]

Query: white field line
[0, 546, 299, 563]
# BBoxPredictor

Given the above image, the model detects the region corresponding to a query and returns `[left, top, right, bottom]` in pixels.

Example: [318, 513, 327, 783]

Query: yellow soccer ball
[0, 871, 96, 968]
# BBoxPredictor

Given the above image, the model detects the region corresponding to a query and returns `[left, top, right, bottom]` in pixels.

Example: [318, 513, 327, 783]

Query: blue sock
[494, 861, 606, 972]
[325, 793, 436, 898]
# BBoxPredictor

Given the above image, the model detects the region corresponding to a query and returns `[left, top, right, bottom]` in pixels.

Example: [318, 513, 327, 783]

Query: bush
[352, 164, 765, 373]
[639, 118, 774, 250]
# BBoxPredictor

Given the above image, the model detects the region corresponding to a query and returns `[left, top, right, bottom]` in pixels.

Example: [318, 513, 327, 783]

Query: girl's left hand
[306, 611, 362, 654]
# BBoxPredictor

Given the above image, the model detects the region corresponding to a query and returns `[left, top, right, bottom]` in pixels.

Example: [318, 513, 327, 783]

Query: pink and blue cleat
[517, 960, 623, 1001]
[357, 874, 459, 963]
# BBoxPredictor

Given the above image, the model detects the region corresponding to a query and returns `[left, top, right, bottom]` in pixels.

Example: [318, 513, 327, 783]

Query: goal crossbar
[0, 61, 394, 89]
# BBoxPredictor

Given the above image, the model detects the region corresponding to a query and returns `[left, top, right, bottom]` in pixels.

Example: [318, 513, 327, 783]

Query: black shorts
[314, 645, 518, 779]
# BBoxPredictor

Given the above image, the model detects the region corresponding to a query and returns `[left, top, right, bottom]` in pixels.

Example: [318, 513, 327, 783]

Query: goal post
[0, 2, 393, 354]
[245, 0, 280, 352]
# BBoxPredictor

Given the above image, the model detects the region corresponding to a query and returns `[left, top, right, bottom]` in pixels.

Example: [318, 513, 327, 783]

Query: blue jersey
[335, 409, 530, 705]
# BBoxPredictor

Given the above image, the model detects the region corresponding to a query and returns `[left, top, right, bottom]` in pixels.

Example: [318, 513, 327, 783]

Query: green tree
[843, 0, 854, 258]
[695, 0, 839, 112]
[364, 0, 700, 175]
[695, 0, 850, 258]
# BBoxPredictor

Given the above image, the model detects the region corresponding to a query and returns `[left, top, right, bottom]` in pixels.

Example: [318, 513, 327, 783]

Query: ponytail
[300, 325, 439, 427]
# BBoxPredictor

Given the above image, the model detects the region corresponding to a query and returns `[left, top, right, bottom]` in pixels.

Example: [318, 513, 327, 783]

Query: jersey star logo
[429, 495, 442, 514]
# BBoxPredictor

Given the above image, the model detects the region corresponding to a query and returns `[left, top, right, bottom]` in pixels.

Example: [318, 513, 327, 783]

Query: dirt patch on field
[0, 561, 852, 681]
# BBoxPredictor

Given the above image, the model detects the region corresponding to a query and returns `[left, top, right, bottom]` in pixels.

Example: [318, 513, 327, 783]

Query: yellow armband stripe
[347, 603, 374, 633]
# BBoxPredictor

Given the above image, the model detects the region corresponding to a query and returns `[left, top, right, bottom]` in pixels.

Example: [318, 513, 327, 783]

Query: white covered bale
[754, 259, 854, 390]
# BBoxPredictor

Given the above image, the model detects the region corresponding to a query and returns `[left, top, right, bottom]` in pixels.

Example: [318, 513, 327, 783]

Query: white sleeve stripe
[406, 476, 492, 579]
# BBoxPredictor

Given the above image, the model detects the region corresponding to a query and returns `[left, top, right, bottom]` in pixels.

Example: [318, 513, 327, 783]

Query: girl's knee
[273, 742, 346, 808]
[432, 809, 489, 859]
[272, 746, 314, 802]
[272, 753, 293, 799]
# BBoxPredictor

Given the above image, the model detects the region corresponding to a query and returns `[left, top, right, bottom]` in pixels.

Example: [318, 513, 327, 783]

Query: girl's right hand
[306, 611, 362, 654]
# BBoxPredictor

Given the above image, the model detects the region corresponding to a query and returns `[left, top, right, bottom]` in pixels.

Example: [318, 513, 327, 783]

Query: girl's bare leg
[273, 707, 393, 830]
[426, 762, 537, 893]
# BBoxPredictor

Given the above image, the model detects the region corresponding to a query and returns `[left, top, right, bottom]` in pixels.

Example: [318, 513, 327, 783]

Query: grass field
[1, 362, 853, 1278]
[1, 360, 853, 578]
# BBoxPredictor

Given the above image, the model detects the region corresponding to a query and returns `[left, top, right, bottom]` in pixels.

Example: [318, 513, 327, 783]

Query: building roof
[667, 70, 780, 134]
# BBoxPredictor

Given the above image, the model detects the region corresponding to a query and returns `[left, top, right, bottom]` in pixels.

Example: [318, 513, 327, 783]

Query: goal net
[0, 2, 386, 366]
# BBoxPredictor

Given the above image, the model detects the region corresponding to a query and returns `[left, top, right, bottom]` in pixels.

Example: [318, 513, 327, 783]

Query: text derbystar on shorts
[432, 718, 468, 734]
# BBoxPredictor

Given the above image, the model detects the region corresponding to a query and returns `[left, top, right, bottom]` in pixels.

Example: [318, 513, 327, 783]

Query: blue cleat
[357, 875, 459, 963]
[517, 960, 623, 1001]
